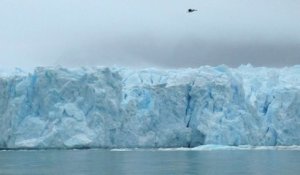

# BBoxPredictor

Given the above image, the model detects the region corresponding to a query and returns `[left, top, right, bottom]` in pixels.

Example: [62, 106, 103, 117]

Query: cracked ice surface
[0, 65, 300, 149]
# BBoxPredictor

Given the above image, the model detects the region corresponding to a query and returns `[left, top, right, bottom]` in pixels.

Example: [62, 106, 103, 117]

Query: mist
[0, 0, 299, 68]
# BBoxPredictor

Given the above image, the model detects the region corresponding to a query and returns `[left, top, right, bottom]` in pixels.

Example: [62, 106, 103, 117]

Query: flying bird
[187, 9, 197, 13]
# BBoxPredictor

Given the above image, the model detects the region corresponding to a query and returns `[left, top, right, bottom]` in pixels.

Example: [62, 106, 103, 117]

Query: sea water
[0, 149, 300, 175]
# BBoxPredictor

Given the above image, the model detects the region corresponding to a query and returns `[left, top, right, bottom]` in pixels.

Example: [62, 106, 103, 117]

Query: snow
[0, 65, 300, 149]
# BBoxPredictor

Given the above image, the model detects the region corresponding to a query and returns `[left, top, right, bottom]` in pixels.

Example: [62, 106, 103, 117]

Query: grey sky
[0, 0, 300, 68]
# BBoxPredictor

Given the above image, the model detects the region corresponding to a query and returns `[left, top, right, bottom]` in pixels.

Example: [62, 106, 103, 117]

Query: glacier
[0, 65, 300, 149]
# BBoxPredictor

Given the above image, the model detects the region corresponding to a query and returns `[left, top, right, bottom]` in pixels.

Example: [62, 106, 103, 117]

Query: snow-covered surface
[0, 65, 300, 149]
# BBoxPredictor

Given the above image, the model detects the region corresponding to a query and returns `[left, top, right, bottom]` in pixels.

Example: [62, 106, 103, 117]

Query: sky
[0, 0, 300, 68]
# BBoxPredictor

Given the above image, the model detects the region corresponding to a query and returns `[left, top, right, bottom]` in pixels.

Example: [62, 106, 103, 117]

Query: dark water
[0, 149, 300, 175]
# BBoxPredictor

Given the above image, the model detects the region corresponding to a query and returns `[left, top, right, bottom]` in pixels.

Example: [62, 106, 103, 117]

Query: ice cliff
[0, 65, 300, 149]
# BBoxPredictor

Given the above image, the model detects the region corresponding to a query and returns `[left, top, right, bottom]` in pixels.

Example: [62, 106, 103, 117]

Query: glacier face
[0, 65, 300, 149]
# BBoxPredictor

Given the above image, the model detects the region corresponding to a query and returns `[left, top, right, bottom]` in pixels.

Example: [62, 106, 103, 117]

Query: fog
[0, 0, 299, 68]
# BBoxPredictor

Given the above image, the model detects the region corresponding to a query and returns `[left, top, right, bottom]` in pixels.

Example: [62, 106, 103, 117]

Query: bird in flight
[187, 9, 197, 13]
